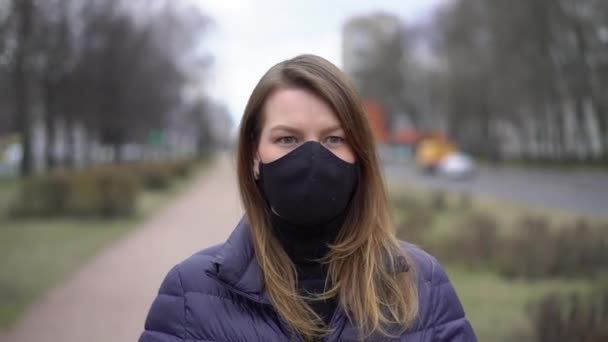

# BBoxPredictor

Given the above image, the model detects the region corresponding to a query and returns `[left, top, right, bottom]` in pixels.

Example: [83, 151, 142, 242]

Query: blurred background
[0, 0, 607, 341]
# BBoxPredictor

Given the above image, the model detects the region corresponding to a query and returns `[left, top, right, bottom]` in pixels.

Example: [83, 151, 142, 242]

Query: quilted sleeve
[139, 265, 186, 342]
[430, 259, 477, 342]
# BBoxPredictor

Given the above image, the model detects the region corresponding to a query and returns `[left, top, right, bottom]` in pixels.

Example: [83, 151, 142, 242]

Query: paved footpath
[0, 154, 243, 342]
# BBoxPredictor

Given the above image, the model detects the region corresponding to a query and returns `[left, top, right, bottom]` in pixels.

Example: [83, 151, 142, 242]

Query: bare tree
[12, 0, 34, 176]
[429, 0, 607, 162]
[2, 0, 216, 172]
[344, 13, 416, 128]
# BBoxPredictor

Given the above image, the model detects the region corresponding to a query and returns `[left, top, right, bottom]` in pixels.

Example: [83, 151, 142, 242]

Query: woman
[140, 55, 476, 341]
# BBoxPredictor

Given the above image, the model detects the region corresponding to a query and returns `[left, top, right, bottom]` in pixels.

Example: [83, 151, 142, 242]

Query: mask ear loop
[250, 131, 261, 180]
[253, 152, 273, 217]
[253, 151, 262, 180]
[250, 133, 272, 218]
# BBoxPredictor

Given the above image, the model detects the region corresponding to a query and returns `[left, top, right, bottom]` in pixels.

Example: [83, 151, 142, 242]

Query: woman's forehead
[261, 87, 342, 131]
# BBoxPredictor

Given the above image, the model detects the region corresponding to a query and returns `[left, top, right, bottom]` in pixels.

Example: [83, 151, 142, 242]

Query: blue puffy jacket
[140, 217, 477, 341]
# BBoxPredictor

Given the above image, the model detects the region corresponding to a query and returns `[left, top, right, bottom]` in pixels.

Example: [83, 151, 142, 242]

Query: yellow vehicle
[415, 136, 456, 173]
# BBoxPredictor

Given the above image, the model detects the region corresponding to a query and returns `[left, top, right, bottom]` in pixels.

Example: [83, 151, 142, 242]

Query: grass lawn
[390, 181, 606, 341]
[0, 177, 19, 215]
[389, 183, 593, 231]
[0, 160, 209, 329]
[445, 265, 593, 341]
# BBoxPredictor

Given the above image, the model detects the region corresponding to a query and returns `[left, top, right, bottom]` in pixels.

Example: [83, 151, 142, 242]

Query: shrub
[170, 160, 195, 178]
[497, 217, 608, 279]
[8, 158, 197, 219]
[393, 192, 433, 244]
[65, 171, 103, 217]
[457, 192, 473, 211]
[496, 215, 556, 279]
[460, 212, 498, 260]
[11, 171, 71, 217]
[10, 166, 140, 218]
[530, 288, 608, 342]
[435, 212, 499, 264]
[95, 167, 139, 218]
[554, 220, 608, 278]
[392, 189, 608, 280]
[397, 207, 434, 243]
[132, 162, 173, 190]
[392, 193, 423, 211]
[415, 210, 608, 280]
[430, 190, 447, 211]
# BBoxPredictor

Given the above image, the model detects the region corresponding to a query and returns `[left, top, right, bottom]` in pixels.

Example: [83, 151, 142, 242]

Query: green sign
[148, 130, 165, 146]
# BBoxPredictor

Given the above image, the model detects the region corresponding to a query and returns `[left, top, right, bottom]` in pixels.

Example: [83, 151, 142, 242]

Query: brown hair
[236, 54, 418, 340]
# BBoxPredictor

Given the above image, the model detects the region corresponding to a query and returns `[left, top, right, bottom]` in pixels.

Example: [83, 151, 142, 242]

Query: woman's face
[255, 87, 355, 169]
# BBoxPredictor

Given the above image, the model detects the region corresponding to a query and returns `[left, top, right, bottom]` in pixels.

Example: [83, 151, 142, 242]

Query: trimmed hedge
[392, 189, 608, 280]
[18, 171, 72, 216]
[131, 163, 173, 190]
[9, 159, 196, 218]
[435, 214, 608, 279]
[497, 218, 608, 279]
[11, 167, 140, 218]
[530, 287, 608, 342]
[130, 160, 196, 190]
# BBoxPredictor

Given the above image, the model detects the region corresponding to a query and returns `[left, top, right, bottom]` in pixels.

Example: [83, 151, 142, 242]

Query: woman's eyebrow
[268, 124, 343, 134]
[269, 125, 301, 134]
[321, 125, 343, 134]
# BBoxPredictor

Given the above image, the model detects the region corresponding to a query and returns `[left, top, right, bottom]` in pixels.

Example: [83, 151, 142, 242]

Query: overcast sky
[194, 0, 445, 124]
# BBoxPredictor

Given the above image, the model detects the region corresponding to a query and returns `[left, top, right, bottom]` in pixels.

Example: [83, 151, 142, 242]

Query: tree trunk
[573, 97, 590, 160]
[552, 102, 565, 160]
[596, 103, 608, 159]
[64, 114, 75, 168]
[81, 125, 92, 168]
[43, 79, 57, 170]
[113, 142, 123, 163]
[14, 0, 34, 177]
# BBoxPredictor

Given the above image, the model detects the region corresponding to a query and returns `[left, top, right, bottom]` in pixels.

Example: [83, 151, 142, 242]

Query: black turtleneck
[270, 211, 345, 327]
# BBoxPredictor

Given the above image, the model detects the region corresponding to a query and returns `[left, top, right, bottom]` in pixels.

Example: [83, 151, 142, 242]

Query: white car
[438, 152, 475, 179]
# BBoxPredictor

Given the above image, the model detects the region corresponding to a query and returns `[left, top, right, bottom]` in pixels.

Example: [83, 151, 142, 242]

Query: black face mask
[257, 141, 359, 227]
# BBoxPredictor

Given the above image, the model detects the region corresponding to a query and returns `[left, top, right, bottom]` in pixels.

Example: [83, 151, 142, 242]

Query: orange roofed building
[363, 100, 426, 146]
[363, 100, 388, 143]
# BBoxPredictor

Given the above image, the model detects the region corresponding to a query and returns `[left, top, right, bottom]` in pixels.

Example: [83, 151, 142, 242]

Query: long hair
[236, 54, 418, 340]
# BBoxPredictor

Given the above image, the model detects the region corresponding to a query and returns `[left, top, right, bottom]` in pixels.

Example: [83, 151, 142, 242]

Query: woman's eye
[276, 136, 297, 145]
[325, 136, 345, 145]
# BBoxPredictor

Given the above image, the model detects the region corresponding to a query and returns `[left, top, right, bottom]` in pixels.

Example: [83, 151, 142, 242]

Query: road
[384, 161, 608, 219]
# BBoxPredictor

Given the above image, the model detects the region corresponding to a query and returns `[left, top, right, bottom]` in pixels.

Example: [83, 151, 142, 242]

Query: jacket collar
[208, 216, 271, 304]
[208, 216, 410, 306]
